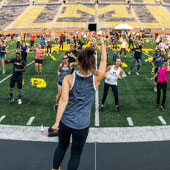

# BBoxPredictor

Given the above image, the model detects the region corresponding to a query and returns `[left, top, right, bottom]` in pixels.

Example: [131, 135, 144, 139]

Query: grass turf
[0, 39, 169, 127]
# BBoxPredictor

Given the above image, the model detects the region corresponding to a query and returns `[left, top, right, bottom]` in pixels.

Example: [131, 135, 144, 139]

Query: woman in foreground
[52, 43, 107, 170]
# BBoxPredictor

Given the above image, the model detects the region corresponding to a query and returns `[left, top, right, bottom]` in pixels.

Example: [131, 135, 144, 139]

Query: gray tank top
[61, 71, 96, 129]
[58, 63, 72, 83]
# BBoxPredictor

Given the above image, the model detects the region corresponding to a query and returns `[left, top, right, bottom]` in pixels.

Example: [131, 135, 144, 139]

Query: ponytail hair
[77, 47, 96, 73]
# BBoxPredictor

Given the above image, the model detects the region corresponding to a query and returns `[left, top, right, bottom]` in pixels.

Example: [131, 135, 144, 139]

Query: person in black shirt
[128, 44, 142, 75]
[5, 53, 26, 104]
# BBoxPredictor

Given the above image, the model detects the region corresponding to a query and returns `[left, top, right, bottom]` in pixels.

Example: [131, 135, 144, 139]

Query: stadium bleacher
[34, 5, 61, 23]
[163, 0, 170, 4]
[57, 4, 95, 22]
[48, 0, 61, 3]
[0, 6, 27, 29]
[99, 0, 126, 3]
[1, 0, 170, 30]
[67, 0, 94, 3]
[34, 0, 52, 4]
[132, 5, 158, 23]
[7, 0, 29, 5]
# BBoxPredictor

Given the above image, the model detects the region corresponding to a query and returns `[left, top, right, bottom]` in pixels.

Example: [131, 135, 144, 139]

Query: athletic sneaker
[161, 105, 165, 111]
[10, 98, 14, 104]
[115, 106, 120, 112]
[128, 71, 131, 75]
[51, 168, 61, 170]
[39, 72, 42, 76]
[18, 99, 22, 105]
[125, 55, 126, 58]
[54, 104, 58, 111]
[100, 106, 104, 112]
[154, 87, 157, 92]
[2, 70, 5, 75]
[136, 72, 139, 76]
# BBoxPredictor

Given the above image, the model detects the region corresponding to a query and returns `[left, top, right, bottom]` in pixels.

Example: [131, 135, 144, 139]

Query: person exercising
[5, 53, 26, 105]
[100, 58, 123, 112]
[51, 43, 107, 170]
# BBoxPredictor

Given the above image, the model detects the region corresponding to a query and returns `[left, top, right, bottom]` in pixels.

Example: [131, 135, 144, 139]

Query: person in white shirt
[120, 38, 127, 58]
[100, 58, 123, 112]
[159, 40, 165, 54]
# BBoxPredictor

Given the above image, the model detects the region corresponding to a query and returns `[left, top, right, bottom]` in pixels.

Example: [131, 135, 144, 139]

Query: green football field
[0, 39, 170, 127]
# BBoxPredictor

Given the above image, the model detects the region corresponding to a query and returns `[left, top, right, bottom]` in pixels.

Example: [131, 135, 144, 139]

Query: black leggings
[59, 41, 64, 51]
[120, 48, 126, 56]
[157, 82, 167, 107]
[102, 82, 119, 106]
[53, 122, 89, 170]
[128, 40, 134, 49]
[47, 46, 52, 54]
[21, 52, 27, 63]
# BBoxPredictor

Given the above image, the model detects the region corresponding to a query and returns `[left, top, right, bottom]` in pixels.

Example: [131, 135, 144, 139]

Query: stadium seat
[132, 5, 157, 23]
[162, 0, 170, 4]
[0, 6, 27, 29]
[7, 0, 29, 5]
[34, 5, 61, 23]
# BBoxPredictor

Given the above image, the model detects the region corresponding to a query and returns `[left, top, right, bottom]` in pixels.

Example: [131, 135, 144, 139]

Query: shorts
[10, 76, 22, 89]
[58, 81, 62, 87]
[0, 56, 5, 59]
[35, 59, 43, 64]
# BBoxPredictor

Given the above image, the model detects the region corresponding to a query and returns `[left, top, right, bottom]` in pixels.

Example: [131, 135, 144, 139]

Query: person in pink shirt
[151, 59, 170, 110]
[32, 44, 45, 76]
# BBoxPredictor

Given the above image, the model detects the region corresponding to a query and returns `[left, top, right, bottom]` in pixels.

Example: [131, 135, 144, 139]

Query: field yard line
[142, 51, 152, 58]
[0, 115, 6, 123]
[1, 125, 170, 143]
[127, 117, 134, 126]
[95, 142, 97, 170]
[26, 116, 35, 126]
[8, 49, 16, 53]
[0, 74, 12, 84]
[95, 50, 99, 126]
[158, 116, 167, 125]
[0, 60, 35, 85]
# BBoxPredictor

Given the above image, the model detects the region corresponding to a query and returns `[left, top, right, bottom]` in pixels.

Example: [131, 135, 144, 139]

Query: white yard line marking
[0, 60, 35, 85]
[8, 49, 16, 53]
[0, 115, 6, 123]
[95, 142, 97, 170]
[95, 89, 99, 126]
[127, 117, 134, 126]
[26, 116, 35, 126]
[95, 50, 99, 126]
[158, 116, 167, 125]
[0, 74, 12, 84]
[142, 51, 152, 57]
[1, 125, 170, 143]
